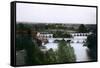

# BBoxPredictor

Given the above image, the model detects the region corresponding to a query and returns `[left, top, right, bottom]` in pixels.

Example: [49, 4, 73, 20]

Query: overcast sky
[16, 3, 96, 24]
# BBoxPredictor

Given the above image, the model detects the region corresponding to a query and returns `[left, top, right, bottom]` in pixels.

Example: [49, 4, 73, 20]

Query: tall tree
[57, 39, 76, 63]
[78, 24, 87, 33]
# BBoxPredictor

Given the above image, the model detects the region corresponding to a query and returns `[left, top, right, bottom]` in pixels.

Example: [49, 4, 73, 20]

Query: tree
[53, 31, 72, 38]
[57, 39, 76, 63]
[78, 24, 88, 33]
[16, 23, 46, 65]
[84, 33, 97, 61]
[45, 48, 58, 64]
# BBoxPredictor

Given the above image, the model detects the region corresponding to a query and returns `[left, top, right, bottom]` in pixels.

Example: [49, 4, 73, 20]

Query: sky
[16, 3, 96, 24]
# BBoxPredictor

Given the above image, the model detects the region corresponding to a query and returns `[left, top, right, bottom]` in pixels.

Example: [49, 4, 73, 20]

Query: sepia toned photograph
[12, 1, 97, 66]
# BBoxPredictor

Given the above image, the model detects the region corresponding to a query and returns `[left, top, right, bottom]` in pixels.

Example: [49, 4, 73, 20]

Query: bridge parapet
[70, 33, 90, 36]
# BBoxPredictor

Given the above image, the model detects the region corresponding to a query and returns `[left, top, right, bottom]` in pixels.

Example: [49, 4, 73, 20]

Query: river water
[44, 36, 91, 62]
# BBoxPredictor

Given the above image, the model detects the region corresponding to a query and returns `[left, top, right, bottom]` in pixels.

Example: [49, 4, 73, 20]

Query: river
[43, 36, 91, 62]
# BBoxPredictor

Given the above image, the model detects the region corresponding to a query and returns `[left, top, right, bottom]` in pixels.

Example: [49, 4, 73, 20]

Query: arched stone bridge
[37, 32, 91, 38]
[70, 33, 90, 36]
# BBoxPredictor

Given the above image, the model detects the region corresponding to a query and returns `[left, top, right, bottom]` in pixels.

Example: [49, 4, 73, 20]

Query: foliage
[77, 24, 88, 33]
[16, 23, 31, 31]
[56, 39, 76, 63]
[46, 24, 65, 29]
[16, 23, 76, 65]
[85, 33, 97, 61]
[16, 23, 45, 65]
[44, 48, 58, 64]
[42, 39, 76, 64]
[53, 31, 72, 38]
